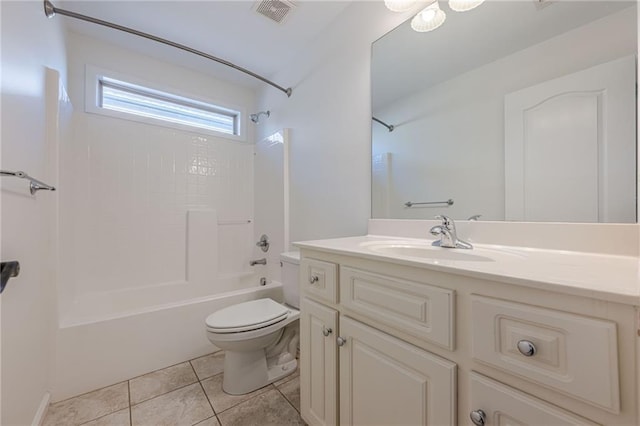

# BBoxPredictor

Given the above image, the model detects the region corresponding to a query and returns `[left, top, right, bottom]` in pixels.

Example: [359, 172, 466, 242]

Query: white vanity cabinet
[300, 257, 457, 426]
[298, 246, 640, 426]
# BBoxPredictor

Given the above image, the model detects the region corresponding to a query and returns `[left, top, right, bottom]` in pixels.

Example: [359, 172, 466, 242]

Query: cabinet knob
[517, 340, 537, 357]
[309, 275, 319, 284]
[322, 327, 332, 337]
[469, 409, 486, 426]
[336, 336, 347, 347]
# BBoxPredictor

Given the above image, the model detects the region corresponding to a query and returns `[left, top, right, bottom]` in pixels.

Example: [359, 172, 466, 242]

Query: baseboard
[31, 392, 50, 426]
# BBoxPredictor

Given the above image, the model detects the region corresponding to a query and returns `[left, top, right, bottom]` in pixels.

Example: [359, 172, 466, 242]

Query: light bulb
[419, 9, 437, 22]
[411, 2, 446, 32]
[384, 0, 419, 12]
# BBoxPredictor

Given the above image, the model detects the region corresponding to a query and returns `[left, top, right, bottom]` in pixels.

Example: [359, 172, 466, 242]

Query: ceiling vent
[534, 0, 554, 10]
[253, 0, 297, 25]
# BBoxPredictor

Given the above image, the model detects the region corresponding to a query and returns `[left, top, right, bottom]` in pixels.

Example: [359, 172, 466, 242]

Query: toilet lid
[205, 298, 289, 332]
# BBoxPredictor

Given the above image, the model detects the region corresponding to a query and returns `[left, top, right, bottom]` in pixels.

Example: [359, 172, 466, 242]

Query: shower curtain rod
[372, 117, 394, 132]
[43, 0, 293, 98]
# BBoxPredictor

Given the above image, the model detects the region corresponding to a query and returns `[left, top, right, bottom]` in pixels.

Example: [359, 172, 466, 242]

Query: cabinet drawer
[471, 295, 619, 413]
[340, 267, 454, 350]
[469, 372, 599, 425]
[300, 258, 337, 303]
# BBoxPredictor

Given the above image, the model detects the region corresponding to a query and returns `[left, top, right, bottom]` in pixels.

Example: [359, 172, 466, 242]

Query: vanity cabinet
[298, 247, 640, 426]
[300, 258, 458, 426]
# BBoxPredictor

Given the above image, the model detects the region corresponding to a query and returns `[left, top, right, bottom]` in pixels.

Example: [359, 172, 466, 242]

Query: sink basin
[360, 240, 524, 263]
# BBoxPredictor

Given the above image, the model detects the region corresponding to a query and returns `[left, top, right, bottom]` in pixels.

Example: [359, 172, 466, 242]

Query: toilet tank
[280, 251, 300, 309]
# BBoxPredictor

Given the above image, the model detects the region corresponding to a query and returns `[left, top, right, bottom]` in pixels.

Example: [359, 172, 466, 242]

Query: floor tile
[129, 362, 198, 404]
[43, 382, 129, 426]
[130, 383, 213, 426]
[277, 376, 300, 412]
[191, 352, 225, 380]
[80, 408, 130, 426]
[201, 374, 273, 414]
[217, 388, 305, 426]
[194, 416, 221, 426]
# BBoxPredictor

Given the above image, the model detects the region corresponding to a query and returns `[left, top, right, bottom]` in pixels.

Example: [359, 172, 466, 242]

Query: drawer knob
[336, 336, 347, 347]
[322, 327, 332, 337]
[470, 409, 486, 426]
[309, 275, 319, 284]
[517, 340, 537, 357]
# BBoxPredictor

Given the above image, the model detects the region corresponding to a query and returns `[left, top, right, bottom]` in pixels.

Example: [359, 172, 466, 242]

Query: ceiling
[372, 1, 636, 110]
[58, 0, 352, 91]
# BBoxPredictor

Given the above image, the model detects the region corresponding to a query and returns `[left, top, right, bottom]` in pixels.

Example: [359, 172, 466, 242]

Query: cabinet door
[301, 298, 338, 426]
[339, 317, 456, 426]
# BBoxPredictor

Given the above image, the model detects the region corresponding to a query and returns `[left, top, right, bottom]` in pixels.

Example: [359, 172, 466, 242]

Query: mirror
[371, 1, 637, 223]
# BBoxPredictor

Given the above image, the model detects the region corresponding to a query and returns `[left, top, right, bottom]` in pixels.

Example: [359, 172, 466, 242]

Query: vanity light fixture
[449, 0, 485, 12]
[411, 1, 446, 32]
[384, 0, 419, 12]
[385, 0, 485, 33]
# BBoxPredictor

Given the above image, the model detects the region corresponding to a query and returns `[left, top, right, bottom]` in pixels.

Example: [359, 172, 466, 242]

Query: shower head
[250, 110, 270, 124]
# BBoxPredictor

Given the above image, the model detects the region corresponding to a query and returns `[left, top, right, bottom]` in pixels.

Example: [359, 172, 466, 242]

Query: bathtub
[53, 274, 283, 402]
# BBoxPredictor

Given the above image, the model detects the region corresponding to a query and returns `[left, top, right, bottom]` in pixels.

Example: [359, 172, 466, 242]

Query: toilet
[205, 252, 300, 395]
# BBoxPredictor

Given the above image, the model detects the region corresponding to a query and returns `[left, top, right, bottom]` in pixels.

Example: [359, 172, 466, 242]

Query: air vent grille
[254, 0, 296, 24]
[534, 0, 554, 10]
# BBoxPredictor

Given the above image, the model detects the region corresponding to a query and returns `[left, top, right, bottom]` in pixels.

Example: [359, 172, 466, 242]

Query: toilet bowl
[205, 252, 300, 395]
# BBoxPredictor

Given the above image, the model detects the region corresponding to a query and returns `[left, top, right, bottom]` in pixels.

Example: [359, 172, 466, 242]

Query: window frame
[85, 65, 247, 142]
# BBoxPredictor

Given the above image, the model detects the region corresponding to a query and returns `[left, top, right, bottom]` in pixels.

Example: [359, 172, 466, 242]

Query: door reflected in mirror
[371, 1, 637, 223]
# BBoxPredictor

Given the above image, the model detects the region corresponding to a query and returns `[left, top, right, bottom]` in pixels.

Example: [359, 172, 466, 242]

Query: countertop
[294, 235, 640, 306]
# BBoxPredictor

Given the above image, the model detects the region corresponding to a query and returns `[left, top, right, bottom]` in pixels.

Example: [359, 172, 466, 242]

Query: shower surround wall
[59, 32, 257, 321]
[53, 32, 259, 399]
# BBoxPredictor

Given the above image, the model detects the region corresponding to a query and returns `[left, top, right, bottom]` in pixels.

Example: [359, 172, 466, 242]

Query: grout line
[76, 407, 129, 426]
[194, 361, 218, 416]
[131, 381, 200, 407]
[128, 381, 133, 426]
[129, 354, 215, 382]
[274, 385, 300, 414]
[191, 414, 218, 426]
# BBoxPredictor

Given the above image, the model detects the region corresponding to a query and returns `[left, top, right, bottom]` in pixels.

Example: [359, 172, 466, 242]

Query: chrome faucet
[430, 215, 473, 249]
[250, 258, 267, 266]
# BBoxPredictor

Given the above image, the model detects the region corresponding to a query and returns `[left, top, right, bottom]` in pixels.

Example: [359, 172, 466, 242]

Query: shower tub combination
[53, 272, 284, 401]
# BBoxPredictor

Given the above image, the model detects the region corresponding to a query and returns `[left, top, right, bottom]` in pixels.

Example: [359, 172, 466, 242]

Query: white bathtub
[53, 275, 283, 402]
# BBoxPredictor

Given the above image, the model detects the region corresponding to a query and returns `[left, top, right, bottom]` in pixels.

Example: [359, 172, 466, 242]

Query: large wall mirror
[371, 1, 637, 223]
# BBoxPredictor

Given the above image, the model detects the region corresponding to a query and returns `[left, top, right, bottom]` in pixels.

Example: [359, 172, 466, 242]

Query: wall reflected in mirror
[371, 1, 637, 223]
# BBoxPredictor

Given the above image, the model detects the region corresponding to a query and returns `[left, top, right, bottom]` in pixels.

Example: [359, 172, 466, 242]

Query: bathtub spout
[250, 258, 267, 266]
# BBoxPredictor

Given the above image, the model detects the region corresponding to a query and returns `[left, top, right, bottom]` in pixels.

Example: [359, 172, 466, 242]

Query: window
[86, 67, 243, 139]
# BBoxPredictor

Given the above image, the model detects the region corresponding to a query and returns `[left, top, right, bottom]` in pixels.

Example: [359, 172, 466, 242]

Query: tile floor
[43, 352, 304, 426]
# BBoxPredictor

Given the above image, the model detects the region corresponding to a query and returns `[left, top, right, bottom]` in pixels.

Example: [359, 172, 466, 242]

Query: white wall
[59, 32, 258, 321]
[255, 2, 418, 246]
[0, 1, 67, 424]
[372, 9, 636, 221]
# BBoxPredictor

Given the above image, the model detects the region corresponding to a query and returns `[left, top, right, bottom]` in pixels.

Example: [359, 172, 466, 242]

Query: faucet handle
[435, 215, 454, 228]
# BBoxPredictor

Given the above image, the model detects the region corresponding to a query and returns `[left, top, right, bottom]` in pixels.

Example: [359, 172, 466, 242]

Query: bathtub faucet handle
[256, 234, 270, 252]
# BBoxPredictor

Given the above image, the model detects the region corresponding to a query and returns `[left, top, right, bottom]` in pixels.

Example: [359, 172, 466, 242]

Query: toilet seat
[205, 298, 290, 333]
